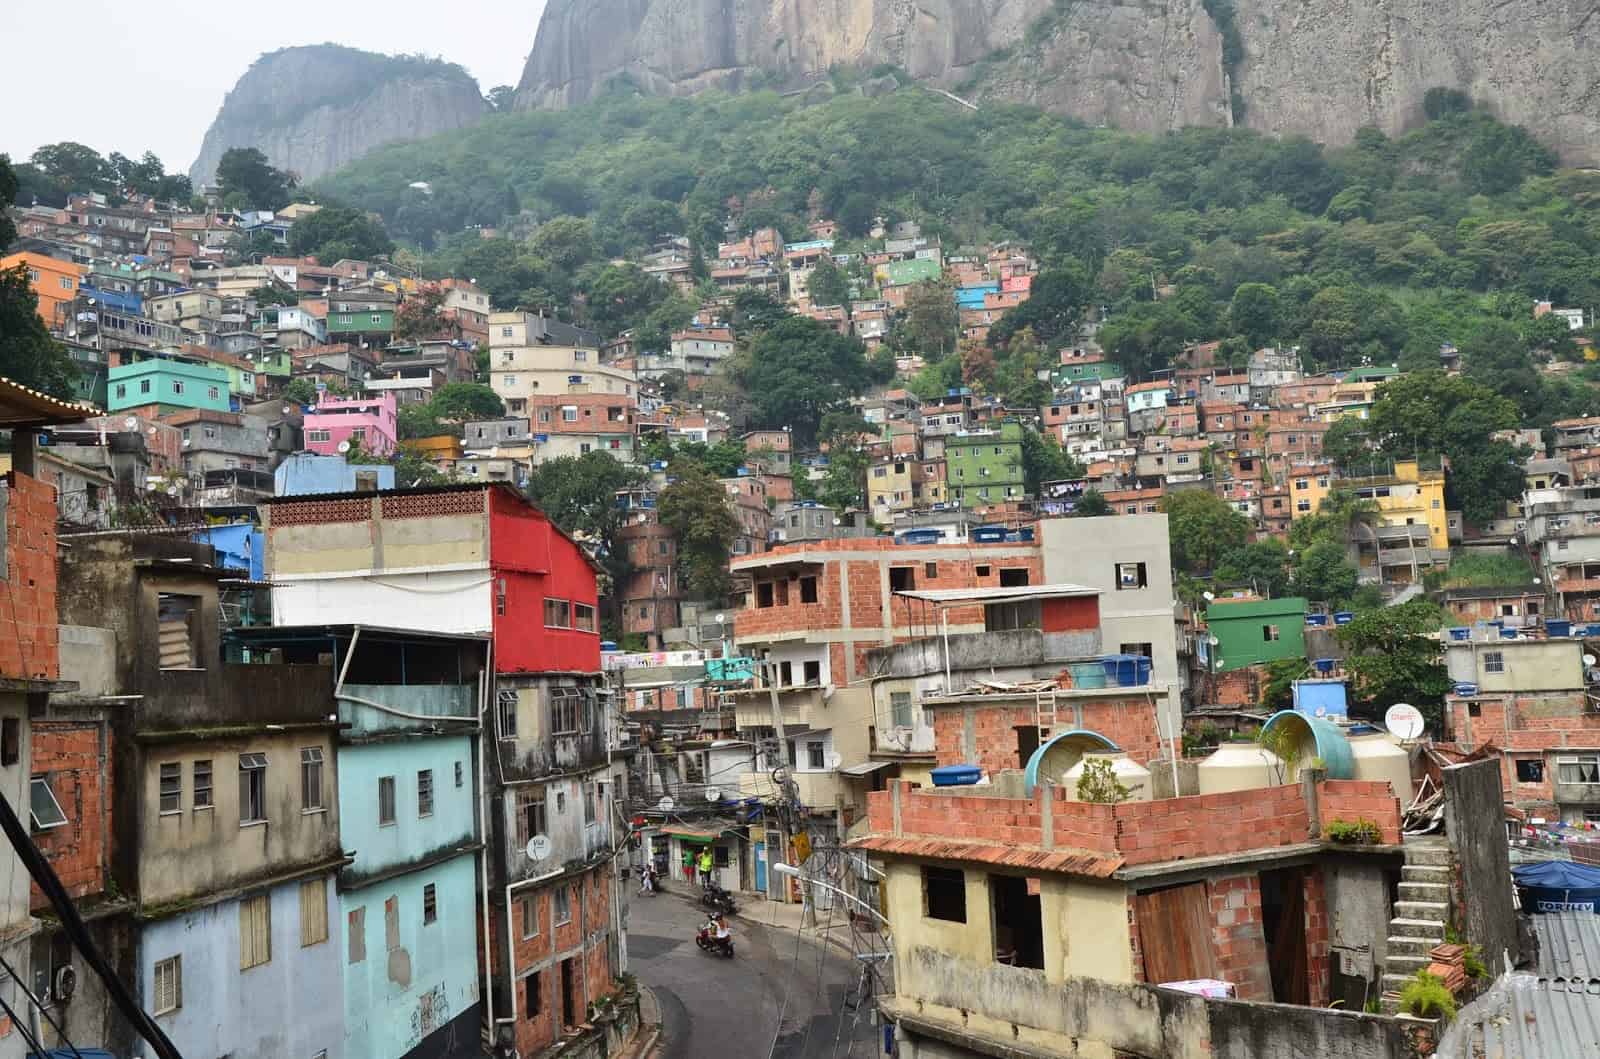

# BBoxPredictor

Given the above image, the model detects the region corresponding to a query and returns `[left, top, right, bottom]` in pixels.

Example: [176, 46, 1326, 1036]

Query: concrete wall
[1446, 640, 1584, 692]
[1324, 859, 1393, 1007]
[274, 569, 492, 634]
[337, 734, 475, 888]
[142, 877, 344, 1058]
[0, 693, 33, 938]
[1443, 759, 1520, 969]
[1041, 514, 1179, 684]
[342, 854, 480, 1058]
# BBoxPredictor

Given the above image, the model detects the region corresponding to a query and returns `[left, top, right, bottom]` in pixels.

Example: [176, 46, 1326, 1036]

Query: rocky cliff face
[515, 0, 1600, 163]
[190, 45, 489, 185]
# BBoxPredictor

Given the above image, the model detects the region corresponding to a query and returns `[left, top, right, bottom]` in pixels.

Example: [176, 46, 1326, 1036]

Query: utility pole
[763, 661, 804, 912]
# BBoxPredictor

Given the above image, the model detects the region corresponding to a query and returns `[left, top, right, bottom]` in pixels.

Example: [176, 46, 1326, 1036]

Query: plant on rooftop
[1398, 970, 1456, 1020]
[1463, 943, 1488, 980]
[1075, 757, 1132, 804]
[1324, 818, 1381, 844]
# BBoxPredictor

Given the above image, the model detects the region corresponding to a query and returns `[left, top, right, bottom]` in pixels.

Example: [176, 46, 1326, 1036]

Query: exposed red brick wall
[1042, 595, 1099, 632]
[1317, 779, 1403, 844]
[931, 698, 1165, 774]
[1, 471, 60, 680]
[1208, 873, 1272, 1000]
[1445, 694, 1600, 811]
[1115, 785, 1310, 867]
[1304, 868, 1330, 1006]
[30, 722, 108, 909]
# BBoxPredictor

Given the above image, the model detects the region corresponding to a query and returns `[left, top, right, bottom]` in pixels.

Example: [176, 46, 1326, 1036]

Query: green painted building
[880, 259, 941, 287]
[327, 308, 395, 339]
[946, 420, 1026, 507]
[1051, 361, 1117, 387]
[107, 357, 233, 414]
[1204, 597, 1308, 672]
[64, 342, 107, 408]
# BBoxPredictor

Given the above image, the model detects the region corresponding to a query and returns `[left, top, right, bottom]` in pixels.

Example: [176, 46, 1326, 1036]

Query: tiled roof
[846, 834, 1122, 878]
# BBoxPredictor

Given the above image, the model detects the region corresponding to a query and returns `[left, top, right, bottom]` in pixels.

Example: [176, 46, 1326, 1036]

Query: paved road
[626, 890, 882, 1059]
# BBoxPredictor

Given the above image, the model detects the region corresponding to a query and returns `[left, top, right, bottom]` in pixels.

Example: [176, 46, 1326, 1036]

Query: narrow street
[625, 888, 883, 1059]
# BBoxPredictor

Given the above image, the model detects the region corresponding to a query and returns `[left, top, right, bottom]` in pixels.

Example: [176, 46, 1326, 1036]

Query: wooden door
[1134, 883, 1220, 984]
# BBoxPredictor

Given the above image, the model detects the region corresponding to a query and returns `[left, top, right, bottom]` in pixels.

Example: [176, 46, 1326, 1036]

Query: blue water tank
[931, 764, 982, 787]
[1500, 626, 1518, 639]
[1313, 658, 1336, 674]
[1455, 682, 1480, 697]
[1305, 613, 1329, 627]
[1548, 620, 1573, 638]
[1448, 627, 1471, 641]
[1333, 611, 1355, 626]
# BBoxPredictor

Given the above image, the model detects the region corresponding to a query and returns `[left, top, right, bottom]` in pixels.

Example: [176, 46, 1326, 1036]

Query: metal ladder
[1035, 690, 1060, 738]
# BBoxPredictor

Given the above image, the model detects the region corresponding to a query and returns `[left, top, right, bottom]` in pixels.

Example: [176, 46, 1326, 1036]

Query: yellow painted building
[868, 456, 919, 517]
[1287, 464, 1333, 522]
[1348, 459, 1449, 550]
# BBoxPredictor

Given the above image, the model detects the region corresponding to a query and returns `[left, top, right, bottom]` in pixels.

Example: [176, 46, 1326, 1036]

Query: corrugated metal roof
[846, 834, 1122, 878]
[1533, 912, 1600, 980]
[893, 582, 1100, 605]
[1437, 974, 1600, 1059]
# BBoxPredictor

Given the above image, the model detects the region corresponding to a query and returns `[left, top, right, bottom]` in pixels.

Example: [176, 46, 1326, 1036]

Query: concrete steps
[1401, 864, 1449, 885]
[1402, 843, 1452, 868]
[1389, 917, 1448, 940]
[1379, 839, 1456, 1014]
[1393, 900, 1450, 923]
[1387, 934, 1440, 957]
[1398, 881, 1450, 903]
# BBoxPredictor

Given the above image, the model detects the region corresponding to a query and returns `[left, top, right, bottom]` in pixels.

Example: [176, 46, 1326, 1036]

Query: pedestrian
[681, 847, 695, 883]
[697, 847, 714, 888]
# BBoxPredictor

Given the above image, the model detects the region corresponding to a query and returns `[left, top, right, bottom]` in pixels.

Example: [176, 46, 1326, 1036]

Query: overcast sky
[3, 1, 546, 174]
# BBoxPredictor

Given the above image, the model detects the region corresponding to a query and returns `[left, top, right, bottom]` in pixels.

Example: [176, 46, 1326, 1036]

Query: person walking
[681, 847, 695, 883]
[697, 846, 714, 889]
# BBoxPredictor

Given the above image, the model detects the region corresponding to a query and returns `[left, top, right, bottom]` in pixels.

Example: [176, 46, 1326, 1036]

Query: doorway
[1259, 867, 1311, 1004]
[1015, 725, 1040, 769]
[989, 875, 1045, 970]
[1133, 882, 1219, 984]
[560, 956, 577, 1028]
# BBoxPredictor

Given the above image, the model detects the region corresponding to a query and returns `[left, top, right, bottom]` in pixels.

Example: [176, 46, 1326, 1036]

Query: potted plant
[1325, 818, 1383, 844]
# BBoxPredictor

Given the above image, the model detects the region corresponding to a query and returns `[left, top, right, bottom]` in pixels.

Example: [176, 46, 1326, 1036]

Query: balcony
[1555, 780, 1600, 807]
[738, 768, 846, 811]
[730, 685, 816, 730]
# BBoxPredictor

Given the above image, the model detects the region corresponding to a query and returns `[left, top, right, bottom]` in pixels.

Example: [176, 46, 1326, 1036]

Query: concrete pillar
[1300, 766, 1326, 842]
[10, 429, 36, 477]
[891, 779, 903, 836]
[1037, 782, 1055, 850]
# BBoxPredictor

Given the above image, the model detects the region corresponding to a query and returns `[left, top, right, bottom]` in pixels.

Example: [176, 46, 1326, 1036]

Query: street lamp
[771, 863, 892, 934]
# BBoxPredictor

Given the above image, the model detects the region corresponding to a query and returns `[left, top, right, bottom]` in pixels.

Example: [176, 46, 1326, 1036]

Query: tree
[397, 403, 445, 440]
[1019, 427, 1084, 495]
[731, 289, 791, 334]
[900, 278, 959, 360]
[523, 452, 647, 603]
[1320, 417, 1373, 476]
[1336, 599, 1452, 729]
[579, 263, 667, 338]
[817, 444, 869, 514]
[744, 316, 880, 446]
[288, 205, 393, 263]
[530, 217, 596, 271]
[1162, 490, 1250, 574]
[29, 142, 112, 195]
[0, 157, 77, 399]
[251, 285, 298, 308]
[989, 263, 1091, 348]
[281, 378, 319, 406]
[1216, 539, 1292, 598]
[486, 85, 517, 110]
[659, 464, 741, 599]
[430, 383, 505, 421]
[215, 147, 294, 211]
[394, 286, 459, 341]
[1293, 541, 1360, 605]
[1074, 489, 1111, 517]
[806, 255, 851, 309]
[1228, 283, 1281, 349]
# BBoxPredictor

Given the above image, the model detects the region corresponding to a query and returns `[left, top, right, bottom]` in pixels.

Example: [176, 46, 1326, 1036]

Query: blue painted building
[193, 521, 265, 580]
[235, 625, 487, 1059]
[275, 452, 397, 497]
[955, 283, 999, 310]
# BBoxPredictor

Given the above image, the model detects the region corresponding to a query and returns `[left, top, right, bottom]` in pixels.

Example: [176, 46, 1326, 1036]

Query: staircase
[1379, 837, 1453, 1012]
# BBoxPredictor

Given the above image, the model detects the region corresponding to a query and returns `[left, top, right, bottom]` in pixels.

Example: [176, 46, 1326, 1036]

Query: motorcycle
[695, 914, 735, 958]
[700, 880, 738, 915]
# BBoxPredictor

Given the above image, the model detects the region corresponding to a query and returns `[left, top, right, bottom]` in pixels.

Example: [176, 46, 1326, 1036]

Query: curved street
[626, 888, 883, 1059]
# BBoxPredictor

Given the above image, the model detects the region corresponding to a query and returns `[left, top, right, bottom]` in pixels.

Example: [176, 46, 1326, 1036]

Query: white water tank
[1063, 752, 1154, 802]
[1348, 731, 1414, 805]
[1197, 743, 1288, 795]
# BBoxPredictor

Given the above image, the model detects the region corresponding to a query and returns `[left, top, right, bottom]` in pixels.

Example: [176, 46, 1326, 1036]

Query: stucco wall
[143, 878, 344, 1058]
[337, 735, 475, 887]
[342, 854, 480, 1058]
[273, 569, 493, 634]
[1443, 759, 1520, 968]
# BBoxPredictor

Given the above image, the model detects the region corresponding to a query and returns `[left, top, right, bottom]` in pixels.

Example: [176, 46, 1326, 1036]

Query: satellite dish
[704, 787, 721, 803]
[524, 834, 552, 861]
[1385, 703, 1425, 741]
[1202, 591, 1216, 602]
[336, 440, 351, 453]
[714, 613, 725, 624]
[1585, 654, 1597, 667]
[122, 416, 137, 429]
[657, 797, 675, 812]
[147, 426, 157, 436]
[181, 438, 191, 447]
[282, 405, 292, 415]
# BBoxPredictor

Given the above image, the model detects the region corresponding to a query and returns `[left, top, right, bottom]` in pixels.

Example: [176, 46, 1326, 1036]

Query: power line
[0, 949, 84, 1059]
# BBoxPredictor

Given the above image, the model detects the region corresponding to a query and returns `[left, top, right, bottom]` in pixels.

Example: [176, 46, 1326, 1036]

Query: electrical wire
[0, 986, 48, 1059]
[0, 949, 84, 1059]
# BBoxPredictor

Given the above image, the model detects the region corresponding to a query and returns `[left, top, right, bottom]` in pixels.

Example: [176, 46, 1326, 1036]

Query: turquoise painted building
[1204, 596, 1309, 672]
[947, 420, 1027, 507]
[107, 357, 232, 413]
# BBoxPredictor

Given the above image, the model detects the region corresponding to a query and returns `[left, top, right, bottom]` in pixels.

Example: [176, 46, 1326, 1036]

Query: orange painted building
[1, 251, 85, 330]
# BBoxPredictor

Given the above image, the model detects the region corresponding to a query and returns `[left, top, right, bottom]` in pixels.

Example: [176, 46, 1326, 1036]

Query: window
[976, 564, 991, 577]
[378, 776, 397, 826]
[551, 688, 582, 734]
[554, 886, 572, 925]
[999, 568, 1030, 587]
[301, 747, 324, 811]
[159, 762, 182, 813]
[1263, 625, 1281, 642]
[519, 894, 540, 939]
[573, 603, 596, 632]
[923, 866, 967, 922]
[1515, 758, 1545, 783]
[140, 379, 151, 394]
[807, 741, 826, 770]
[455, 761, 464, 788]
[29, 777, 67, 831]
[891, 691, 913, 729]
[501, 326, 514, 338]
[803, 659, 821, 685]
[1483, 651, 1505, 674]
[515, 790, 547, 848]
[115, 383, 126, 399]
[171, 380, 185, 396]
[497, 689, 518, 739]
[157, 593, 201, 670]
[584, 781, 597, 825]
[300, 878, 328, 946]
[799, 575, 819, 603]
[1557, 755, 1600, 785]
[348, 908, 366, 964]
[525, 971, 542, 1018]
[193, 760, 213, 809]
[153, 956, 181, 1015]
[418, 769, 434, 817]
[1116, 562, 1148, 590]
[889, 567, 915, 592]
[238, 753, 267, 824]
[239, 893, 272, 970]
[573, 350, 588, 362]
[207, 385, 220, 400]
[562, 407, 578, 422]
[306, 429, 331, 443]
[1296, 499, 1312, 513]
[423, 884, 437, 925]
[544, 598, 572, 628]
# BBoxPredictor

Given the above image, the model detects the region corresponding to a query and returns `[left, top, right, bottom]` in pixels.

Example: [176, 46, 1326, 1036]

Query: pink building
[303, 393, 398, 457]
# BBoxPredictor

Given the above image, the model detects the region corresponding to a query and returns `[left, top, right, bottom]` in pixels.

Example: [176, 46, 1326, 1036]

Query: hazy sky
[3, 1, 547, 174]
